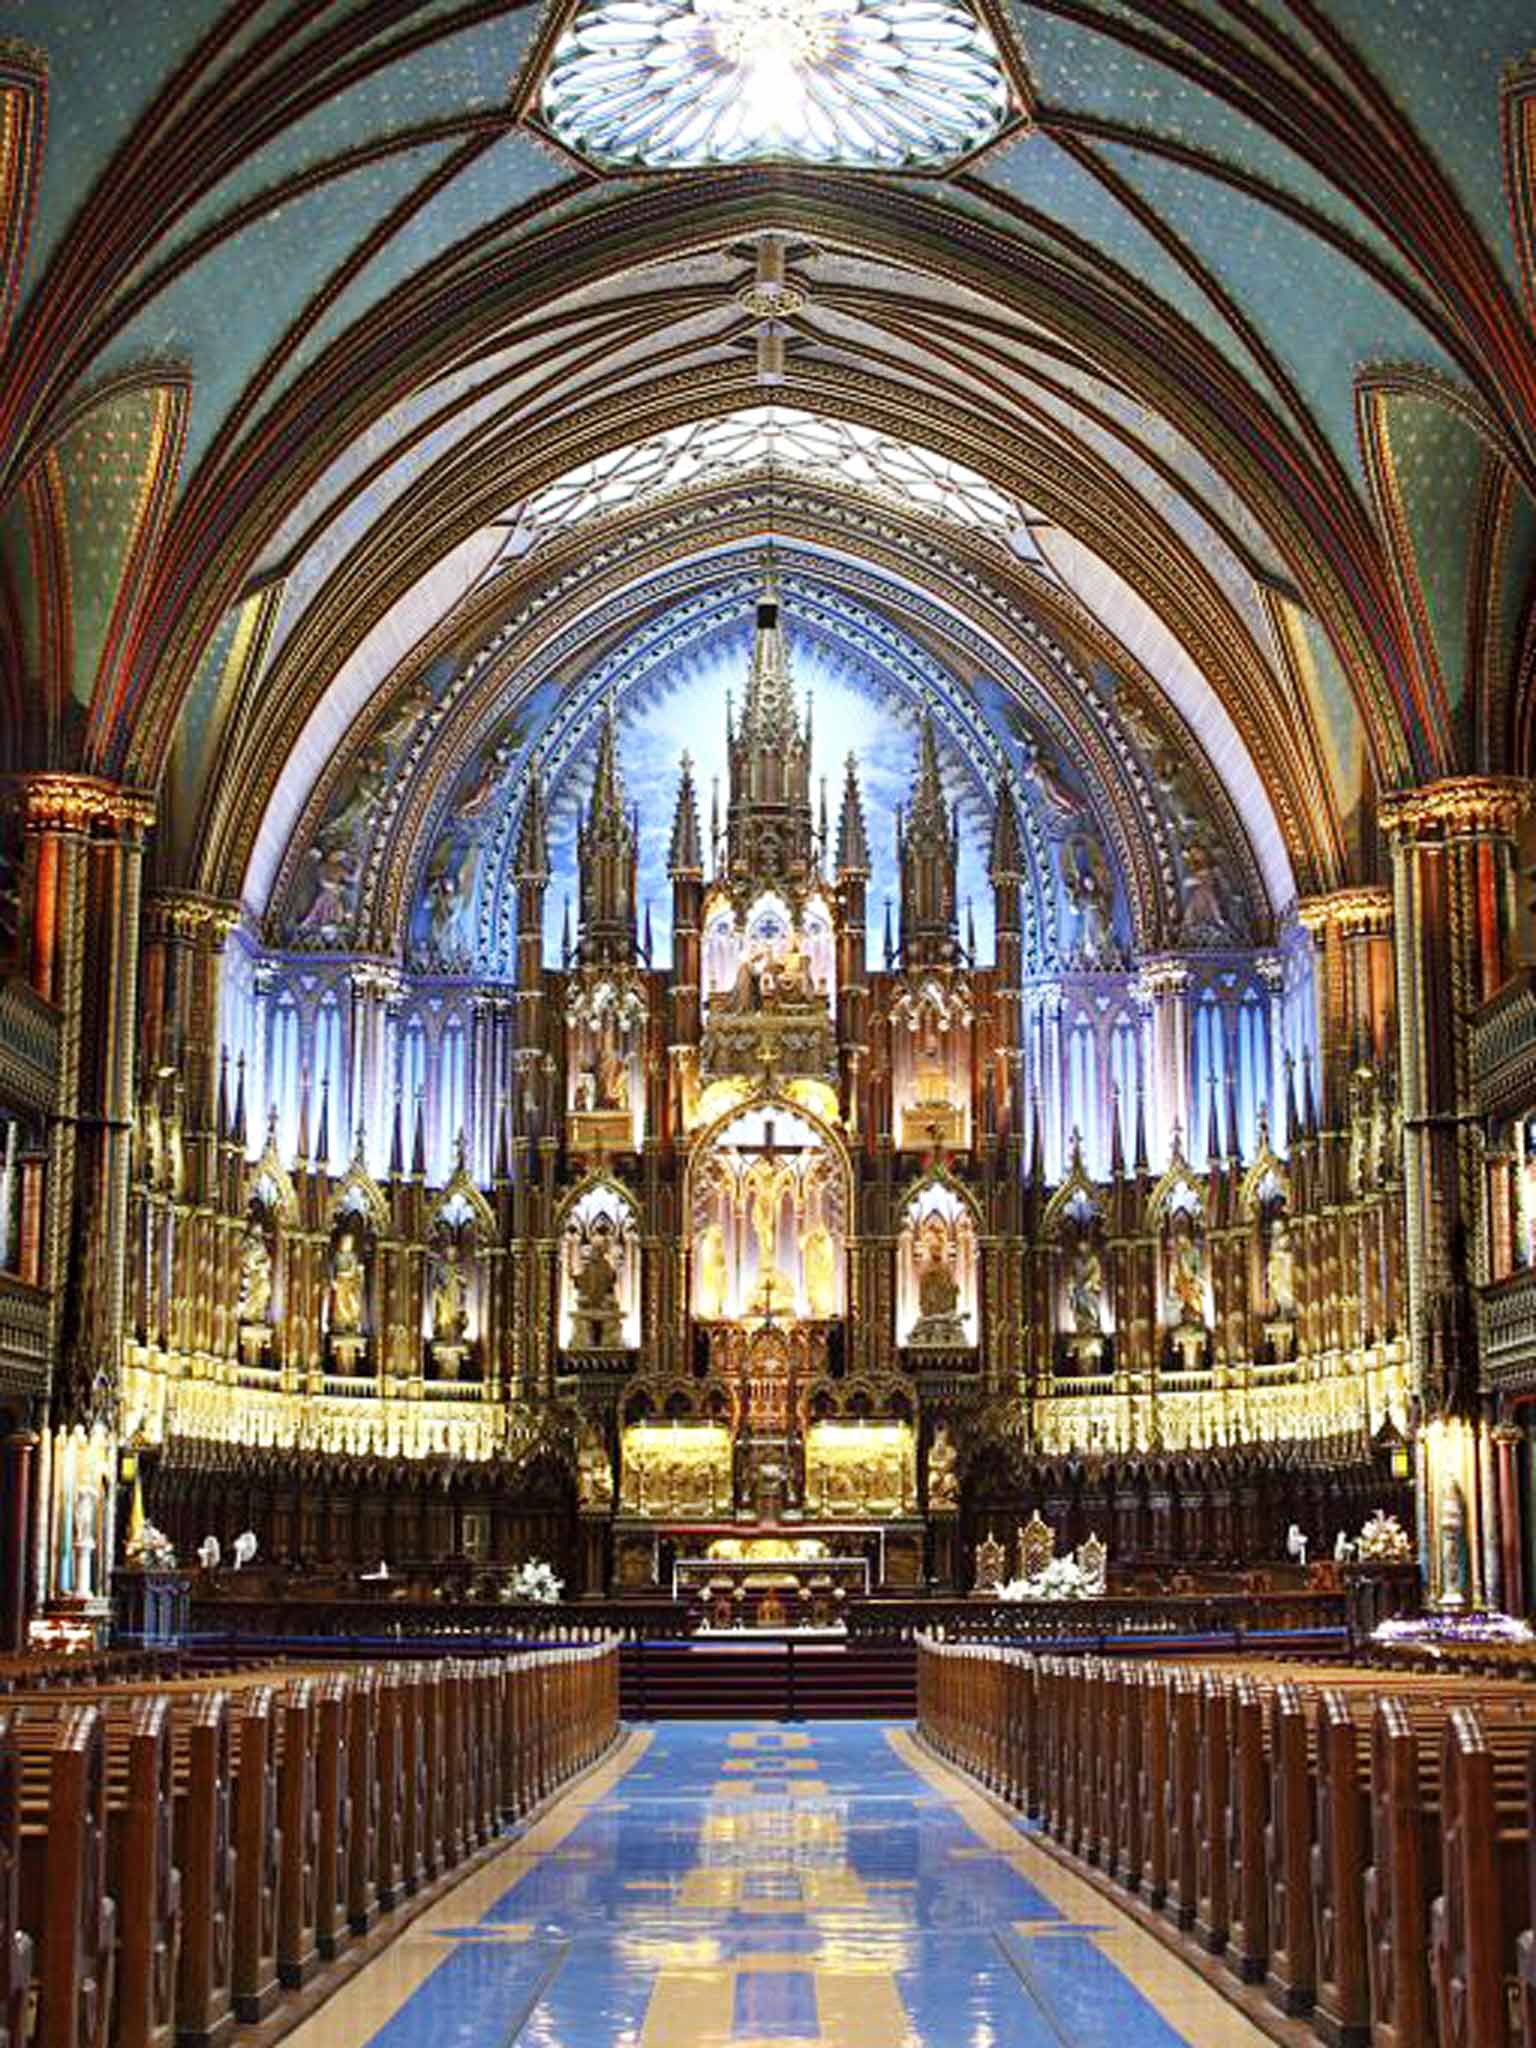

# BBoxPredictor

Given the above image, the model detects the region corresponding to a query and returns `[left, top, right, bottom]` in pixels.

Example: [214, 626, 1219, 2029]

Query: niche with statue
[897, 1178, 977, 1351]
[561, 1182, 640, 1353]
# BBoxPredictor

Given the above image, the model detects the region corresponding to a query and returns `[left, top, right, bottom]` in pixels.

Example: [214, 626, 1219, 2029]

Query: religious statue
[748, 1172, 795, 1318]
[695, 1223, 729, 1321]
[577, 1423, 615, 1511]
[1437, 1478, 1471, 1610]
[801, 1221, 838, 1319]
[573, 1069, 598, 1112]
[1266, 1214, 1297, 1318]
[236, 1220, 273, 1324]
[569, 1229, 624, 1348]
[598, 1046, 630, 1111]
[720, 948, 764, 1015]
[197, 1535, 221, 1570]
[908, 1212, 968, 1347]
[777, 931, 815, 1002]
[71, 1480, 99, 1598]
[430, 1241, 468, 1343]
[927, 1423, 960, 1512]
[329, 1226, 365, 1334]
[1068, 1239, 1104, 1335]
[1168, 1216, 1205, 1327]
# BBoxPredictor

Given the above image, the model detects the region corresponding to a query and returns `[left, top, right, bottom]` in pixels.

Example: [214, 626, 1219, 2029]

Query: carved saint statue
[1168, 1217, 1205, 1327]
[577, 1423, 615, 1512]
[909, 1212, 968, 1347]
[236, 1221, 273, 1324]
[569, 1228, 624, 1348]
[801, 1222, 838, 1319]
[927, 1423, 960, 1512]
[777, 931, 815, 1002]
[71, 1480, 99, 1597]
[1437, 1478, 1471, 1609]
[1266, 1214, 1297, 1319]
[598, 1047, 630, 1111]
[1068, 1239, 1104, 1336]
[695, 1223, 729, 1321]
[329, 1227, 366, 1334]
[431, 1241, 468, 1343]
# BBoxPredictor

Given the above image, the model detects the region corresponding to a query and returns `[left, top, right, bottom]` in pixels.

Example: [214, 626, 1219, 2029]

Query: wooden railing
[918, 1636, 1536, 2048]
[849, 1588, 1349, 1645]
[0, 1640, 618, 2048]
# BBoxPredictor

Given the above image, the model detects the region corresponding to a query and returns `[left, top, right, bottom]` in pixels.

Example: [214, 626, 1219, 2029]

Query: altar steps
[620, 1638, 917, 1720]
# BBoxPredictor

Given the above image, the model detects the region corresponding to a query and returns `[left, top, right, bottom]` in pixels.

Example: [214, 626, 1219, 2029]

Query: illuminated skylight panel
[540, 0, 1012, 170]
[517, 406, 1035, 541]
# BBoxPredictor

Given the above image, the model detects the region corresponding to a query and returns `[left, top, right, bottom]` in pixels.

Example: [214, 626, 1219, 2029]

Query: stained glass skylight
[511, 407, 1045, 553]
[538, 0, 1014, 170]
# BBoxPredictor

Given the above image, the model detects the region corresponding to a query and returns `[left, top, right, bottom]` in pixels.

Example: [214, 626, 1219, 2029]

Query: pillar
[23, 778, 154, 1484]
[0, 1431, 38, 1650]
[1296, 887, 1394, 1127]
[1380, 777, 1528, 1417]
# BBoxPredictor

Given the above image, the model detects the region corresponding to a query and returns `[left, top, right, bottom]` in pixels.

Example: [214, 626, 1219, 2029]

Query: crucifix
[737, 1112, 808, 1328]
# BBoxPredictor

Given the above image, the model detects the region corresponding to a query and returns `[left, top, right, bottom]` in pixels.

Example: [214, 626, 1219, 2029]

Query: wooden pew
[13, 1704, 117, 2048]
[1430, 1705, 1526, 2048]
[171, 1691, 234, 2048]
[0, 1715, 34, 2048]
[312, 1676, 351, 1965]
[230, 1687, 279, 2023]
[344, 1671, 379, 1940]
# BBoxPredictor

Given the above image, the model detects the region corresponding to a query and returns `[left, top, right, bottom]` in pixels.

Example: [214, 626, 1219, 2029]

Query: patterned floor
[285, 1722, 1270, 2047]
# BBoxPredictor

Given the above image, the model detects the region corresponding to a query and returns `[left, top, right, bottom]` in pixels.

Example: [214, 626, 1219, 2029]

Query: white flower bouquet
[125, 1522, 177, 1570]
[510, 1558, 564, 1605]
[996, 1556, 1089, 1602]
[1356, 1510, 1413, 1563]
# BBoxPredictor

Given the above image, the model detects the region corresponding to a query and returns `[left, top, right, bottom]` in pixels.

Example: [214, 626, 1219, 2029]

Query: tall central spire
[736, 582, 803, 756]
[723, 582, 818, 888]
[576, 695, 639, 963]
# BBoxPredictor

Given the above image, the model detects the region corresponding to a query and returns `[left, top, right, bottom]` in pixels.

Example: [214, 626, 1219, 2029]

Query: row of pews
[917, 1637, 1536, 2048]
[0, 1640, 619, 2048]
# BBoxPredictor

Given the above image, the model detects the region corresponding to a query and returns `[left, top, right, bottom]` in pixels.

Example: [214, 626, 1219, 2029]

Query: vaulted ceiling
[1, 0, 1533, 934]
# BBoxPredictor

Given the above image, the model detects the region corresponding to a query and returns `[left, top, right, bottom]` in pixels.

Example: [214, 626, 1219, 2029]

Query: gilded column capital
[144, 889, 242, 943]
[22, 773, 155, 839]
[1296, 886, 1393, 938]
[1133, 957, 1190, 1000]
[1379, 775, 1532, 843]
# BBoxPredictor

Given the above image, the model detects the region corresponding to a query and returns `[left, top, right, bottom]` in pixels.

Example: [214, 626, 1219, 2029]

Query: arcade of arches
[1, 0, 1536, 1647]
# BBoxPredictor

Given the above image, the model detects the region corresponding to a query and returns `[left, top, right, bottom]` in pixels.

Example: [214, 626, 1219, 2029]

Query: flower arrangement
[509, 1559, 564, 1605]
[996, 1556, 1089, 1602]
[1356, 1510, 1413, 1564]
[124, 1522, 177, 1570]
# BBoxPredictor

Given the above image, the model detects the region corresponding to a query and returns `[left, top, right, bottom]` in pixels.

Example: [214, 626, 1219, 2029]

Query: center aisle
[287, 1722, 1271, 2048]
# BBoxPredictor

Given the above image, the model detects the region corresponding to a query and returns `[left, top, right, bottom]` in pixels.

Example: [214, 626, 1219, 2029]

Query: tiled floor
[286, 1722, 1271, 2047]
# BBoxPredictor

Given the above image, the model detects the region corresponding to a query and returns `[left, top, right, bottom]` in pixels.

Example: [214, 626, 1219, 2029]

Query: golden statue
[576, 1423, 614, 1511]
[801, 1222, 837, 1318]
[927, 1423, 959, 1511]
[329, 1227, 365, 1334]
[748, 1171, 795, 1317]
[695, 1222, 729, 1320]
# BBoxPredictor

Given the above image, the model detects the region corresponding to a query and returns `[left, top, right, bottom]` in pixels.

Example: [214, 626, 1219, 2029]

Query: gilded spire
[737, 585, 803, 755]
[898, 705, 960, 965]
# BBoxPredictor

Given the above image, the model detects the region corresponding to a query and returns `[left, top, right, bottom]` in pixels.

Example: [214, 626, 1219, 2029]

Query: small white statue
[232, 1530, 258, 1569]
[197, 1535, 221, 1570]
[1286, 1523, 1308, 1569]
[361, 1558, 390, 1581]
[1333, 1529, 1355, 1564]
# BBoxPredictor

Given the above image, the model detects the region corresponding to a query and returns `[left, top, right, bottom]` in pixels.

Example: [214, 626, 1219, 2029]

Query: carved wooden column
[1381, 778, 1528, 1418]
[23, 777, 155, 1424]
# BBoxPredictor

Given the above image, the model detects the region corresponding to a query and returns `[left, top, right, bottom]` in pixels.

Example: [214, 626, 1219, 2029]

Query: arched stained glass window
[438, 1017, 467, 1183]
[270, 992, 300, 1159]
